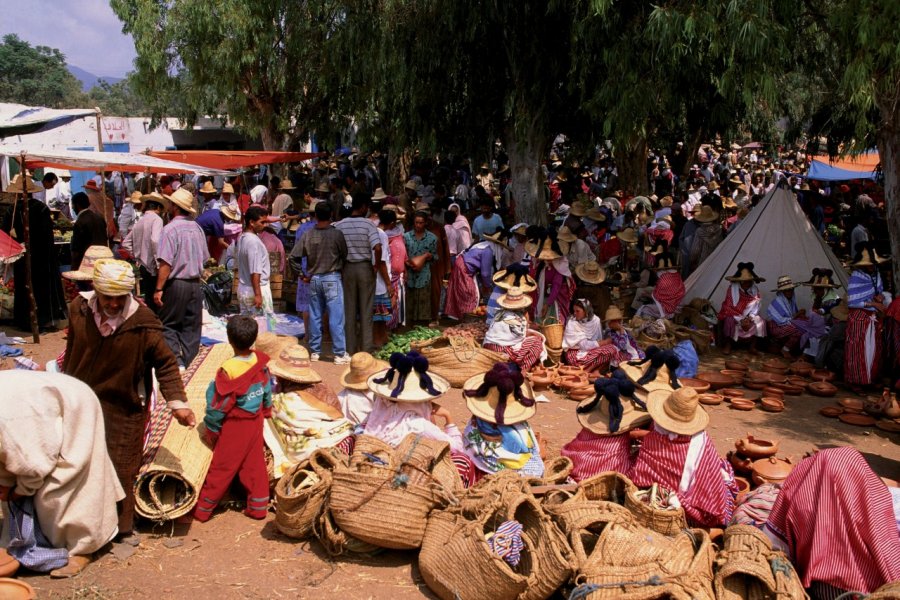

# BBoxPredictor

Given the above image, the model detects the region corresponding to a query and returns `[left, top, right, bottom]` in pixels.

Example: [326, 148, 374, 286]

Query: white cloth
[484, 309, 528, 347]
[250, 184, 268, 205]
[236, 232, 270, 287]
[562, 315, 603, 351]
[0, 371, 123, 556]
[363, 396, 463, 451]
[337, 389, 375, 426]
[374, 227, 390, 295]
[566, 239, 595, 268]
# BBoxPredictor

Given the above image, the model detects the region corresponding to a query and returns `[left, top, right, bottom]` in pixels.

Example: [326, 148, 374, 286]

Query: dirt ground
[2, 325, 898, 600]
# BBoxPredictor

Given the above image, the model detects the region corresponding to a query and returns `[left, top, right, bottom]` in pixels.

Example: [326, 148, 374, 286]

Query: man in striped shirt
[334, 194, 382, 354]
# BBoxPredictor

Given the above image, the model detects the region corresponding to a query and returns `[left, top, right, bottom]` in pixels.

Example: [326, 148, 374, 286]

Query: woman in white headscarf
[562, 298, 619, 375]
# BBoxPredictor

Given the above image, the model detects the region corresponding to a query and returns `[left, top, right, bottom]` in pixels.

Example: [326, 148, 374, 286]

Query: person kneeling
[562, 298, 619, 376]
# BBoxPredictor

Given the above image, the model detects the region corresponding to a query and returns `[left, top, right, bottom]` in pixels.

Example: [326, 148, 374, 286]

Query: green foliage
[87, 76, 151, 117]
[0, 34, 86, 108]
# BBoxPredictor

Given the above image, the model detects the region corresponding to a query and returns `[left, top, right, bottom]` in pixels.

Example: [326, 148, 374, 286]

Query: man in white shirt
[56, 171, 73, 218]
[373, 217, 393, 347]
[236, 206, 274, 317]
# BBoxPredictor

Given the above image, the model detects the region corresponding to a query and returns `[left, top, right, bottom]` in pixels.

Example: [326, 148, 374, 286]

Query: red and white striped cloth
[564, 344, 618, 373]
[451, 450, 481, 488]
[444, 254, 477, 320]
[560, 428, 634, 482]
[767, 320, 803, 351]
[628, 428, 736, 528]
[765, 447, 900, 593]
[652, 271, 685, 317]
[484, 336, 544, 372]
[844, 308, 882, 385]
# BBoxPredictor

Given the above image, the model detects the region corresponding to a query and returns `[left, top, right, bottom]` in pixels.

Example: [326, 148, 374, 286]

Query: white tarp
[0, 103, 97, 137]
[682, 186, 848, 311]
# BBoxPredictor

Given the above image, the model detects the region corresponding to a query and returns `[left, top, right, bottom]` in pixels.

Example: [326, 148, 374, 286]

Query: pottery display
[838, 397, 865, 411]
[720, 369, 746, 382]
[875, 420, 900, 433]
[568, 386, 595, 401]
[838, 413, 876, 427]
[735, 434, 779, 459]
[696, 372, 736, 390]
[765, 374, 788, 384]
[679, 378, 712, 393]
[558, 365, 585, 377]
[752, 456, 794, 485]
[724, 360, 749, 372]
[719, 388, 745, 400]
[743, 379, 767, 390]
[819, 406, 844, 418]
[883, 392, 900, 419]
[728, 451, 753, 474]
[761, 397, 785, 412]
[807, 381, 838, 397]
[789, 361, 814, 376]
[734, 476, 752, 504]
[0, 579, 35, 600]
[762, 386, 784, 399]
[786, 376, 810, 387]
[810, 369, 836, 382]
[698, 393, 724, 406]
[761, 358, 789, 375]
[730, 398, 755, 411]
[771, 382, 803, 395]
[528, 367, 555, 390]
[744, 371, 771, 383]
[557, 374, 588, 391]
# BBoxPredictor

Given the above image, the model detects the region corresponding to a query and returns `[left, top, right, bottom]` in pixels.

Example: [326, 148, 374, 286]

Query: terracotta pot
[734, 476, 752, 505]
[883, 391, 900, 419]
[699, 393, 724, 406]
[724, 360, 749, 372]
[761, 397, 785, 412]
[696, 371, 736, 390]
[730, 398, 755, 411]
[558, 375, 588, 391]
[810, 369, 836, 382]
[819, 406, 844, 418]
[762, 387, 784, 399]
[789, 361, 814, 376]
[530, 366, 548, 378]
[838, 397, 865, 411]
[744, 371, 770, 383]
[728, 451, 753, 474]
[839, 413, 877, 427]
[568, 386, 595, 401]
[762, 358, 789, 371]
[771, 382, 803, 395]
[807, 381, 838, 397]
[529, 374, 553, 390]
[720, 388, 745, 400]
[558, 365, 584, 377]
[720, 369, 746, 382]
[744, 379, 767, 391]
[679, 378, 711, 393]
[735, 434, 779, 459]
[786, 376, 810, 387]
[751, 456, 794, 485]
[765, 374, 788, 384]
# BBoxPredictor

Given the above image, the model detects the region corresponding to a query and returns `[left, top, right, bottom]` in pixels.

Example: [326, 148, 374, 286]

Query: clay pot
[698, 393, 724, 406]
[696, 372, 736, 390]
[679, 378, 712, 393]
[810, 369, 836, 382]
[530, 366, 548, 377]
[720, 388, 745, 400]
[786, 376, 810, 387]
[558, 365, 584, 377]
[807, 381, 838, 397]
[0, 579, 35, 600]
[839, 413, 877, 427]
[743, 379, 767, 391]
[728, 451, 753, 474]
[735, 434, 779, 459]
[771, 382, 803, 396]
[880, 390, 900, 419]
[568, 386, 595, 401]
[789, 361, 814, 376]
[724, 360, 749, 372]
[558, 375, 588, 391]
[752, 456, 794, 485]
[720, 369, 746, 383]
[744, 371, 770, 383]
[730, 398, 755, 411]
[762, 358, 789, 373]
[761, 397, 785, 412]
[819, 406, 844, 418]
[838, 397, 865, 411]
[528, 372, 553, 390]
[762, 387, 784, 399]
[735, 476, 752, 505]
[765, 374, 788, 384]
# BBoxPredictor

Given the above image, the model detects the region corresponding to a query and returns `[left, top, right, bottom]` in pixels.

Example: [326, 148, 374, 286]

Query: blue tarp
[806, 159, 877, 181]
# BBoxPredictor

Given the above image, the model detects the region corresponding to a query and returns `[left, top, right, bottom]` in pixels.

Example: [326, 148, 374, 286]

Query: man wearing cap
[123, 192, 167, 308]
[155, 188, 210, 368]
[196, 201, 239, 264]
[71, 192, 108, 272]
[64, 258, 194, 539]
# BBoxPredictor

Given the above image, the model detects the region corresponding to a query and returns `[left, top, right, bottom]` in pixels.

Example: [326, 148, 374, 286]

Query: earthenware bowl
[730, 398, 755, 411]
[762, 358, 789, 372]
[744, 371, 771, 383]
[838, 397, 865, 411]
[761, 397, 785, 412]
[558, 374, 588, 391]
[807, 381, 838, 397]
[839, 413, 876, 427]
[735, 434, 779, 459]
[752, 456, 794, 485]
[558, 365, 585, 377]
[762, 386, 784, 399]
[819, 406, 844, 418]
[786, 375, 810, 387]
[743, 379, 767, 390]
[679, 378, 711, 393]
[720, 388, 745, 400]
[771, 382, 804, 396]
[789, 361, 814, 376]
[0, 579, 35, 600]
[720, 369, 746, 382]
[528, 372, 553, 390]
[734, 476, 752, 505]
[810, 369, 836, 382]
[765, 374, 788, 384]
[697, 372, 735, 390]
[724, 360, 749, 372]
[875, 420, 900, 433]
[568, 385, 595, 401]
[699, 393, 724, 406]
[728, 451, 753, 474]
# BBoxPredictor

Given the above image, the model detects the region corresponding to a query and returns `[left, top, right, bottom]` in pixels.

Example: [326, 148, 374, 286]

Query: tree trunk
[507, 132, 547, 226]
[614, 138, 649, 196]
[387, 148, 413, 196]
[259, 125, 279, 151]
[681, 127, 705, 181]
[877, 117, 900, 293]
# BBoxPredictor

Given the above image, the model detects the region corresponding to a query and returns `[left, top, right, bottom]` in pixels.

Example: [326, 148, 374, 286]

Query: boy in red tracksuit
[193, 316, 273, 522]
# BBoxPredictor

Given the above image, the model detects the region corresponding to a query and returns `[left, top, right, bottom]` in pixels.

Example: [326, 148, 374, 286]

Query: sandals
[49, 554, 92, 579]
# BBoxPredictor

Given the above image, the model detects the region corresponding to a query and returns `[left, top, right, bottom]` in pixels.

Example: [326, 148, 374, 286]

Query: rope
[833, 593, 868, 600]
[393, 435, 422, 488]
[568, 576, 664, 600]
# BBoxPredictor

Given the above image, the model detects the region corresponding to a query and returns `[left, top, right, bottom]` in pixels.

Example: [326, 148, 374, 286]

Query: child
[193, 316, 272, 522]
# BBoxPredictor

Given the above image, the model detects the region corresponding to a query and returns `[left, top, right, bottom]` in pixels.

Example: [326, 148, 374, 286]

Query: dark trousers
[139, 266, 157, 312]
[158, 278, 203, 368]
[341, 261, 375, 354]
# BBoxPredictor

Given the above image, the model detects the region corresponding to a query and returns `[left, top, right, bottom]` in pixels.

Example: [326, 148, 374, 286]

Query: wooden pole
[19, 154, 40, 344]
[94, 109, 112, 245]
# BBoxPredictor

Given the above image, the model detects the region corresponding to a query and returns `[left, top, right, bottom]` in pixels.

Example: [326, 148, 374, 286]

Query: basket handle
[447, 334, 477, 362]
[540, 314, 560, 327]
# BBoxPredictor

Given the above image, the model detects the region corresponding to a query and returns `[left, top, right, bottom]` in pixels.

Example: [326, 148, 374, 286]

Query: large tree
[0, 34, 86, 108]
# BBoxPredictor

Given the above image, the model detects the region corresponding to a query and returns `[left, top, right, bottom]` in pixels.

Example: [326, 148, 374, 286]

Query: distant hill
[68, 65, 123, 91]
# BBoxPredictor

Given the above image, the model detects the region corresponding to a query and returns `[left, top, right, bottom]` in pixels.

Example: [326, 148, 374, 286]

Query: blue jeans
[308, 271, 346, 355]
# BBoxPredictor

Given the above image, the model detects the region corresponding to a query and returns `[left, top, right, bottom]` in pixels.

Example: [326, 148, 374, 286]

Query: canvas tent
[682, 186, 848, 312]
[0, 104, 97, 138]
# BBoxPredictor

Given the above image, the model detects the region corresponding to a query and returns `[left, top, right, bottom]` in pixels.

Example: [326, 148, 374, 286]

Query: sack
[201, 270, 233, 316]
[714, 525, 808, 600]
[412, 335, 506, 388]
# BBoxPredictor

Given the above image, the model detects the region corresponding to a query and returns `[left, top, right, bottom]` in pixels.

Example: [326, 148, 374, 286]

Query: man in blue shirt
[472, 197, 503, 241]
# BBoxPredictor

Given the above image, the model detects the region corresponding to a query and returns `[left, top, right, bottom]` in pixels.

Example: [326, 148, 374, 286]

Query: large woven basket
[637, 329, 676, 350]
[526, 456, 573, 487]
[540, 316, 564, 349]
[714, 525, 808, 600]
[507, 494, 573, 600]
[274, 449, 344, 539]
[624, 483, 688, 536]
[580, 471, 636, 505]
[412, 335, 506, 388]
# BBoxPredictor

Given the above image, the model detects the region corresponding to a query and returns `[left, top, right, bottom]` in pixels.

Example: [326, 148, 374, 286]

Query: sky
[0, 0, 137, 78]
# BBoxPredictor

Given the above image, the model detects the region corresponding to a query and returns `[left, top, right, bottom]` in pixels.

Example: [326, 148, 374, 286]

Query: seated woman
[573, 260, 612, 320]
[628, 384, 737, 528]
[764, 447, 900, 598]
[717, 262, 766, 354]
[604, 305, 645, 366]
[336, 352, 387, 426]
[636, 247, 685, 320]
[487, 263, 536, 327]
[444, 231, 510, 320]
[562, 298, 619, 376]
[483, 287, 546, 371]
[560, 371, 651, 481]
[526, 230, 575, 324]
[462, 362, 544, 481]
[766, 275, 827, 358]
[803, 268, 841, 315]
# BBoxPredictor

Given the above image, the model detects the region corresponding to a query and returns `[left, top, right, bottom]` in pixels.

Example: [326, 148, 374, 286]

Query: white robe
[0, 371, 123, 556]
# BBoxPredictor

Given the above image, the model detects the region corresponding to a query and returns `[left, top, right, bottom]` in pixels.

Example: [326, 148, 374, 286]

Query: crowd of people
[0, 141, 898, 596]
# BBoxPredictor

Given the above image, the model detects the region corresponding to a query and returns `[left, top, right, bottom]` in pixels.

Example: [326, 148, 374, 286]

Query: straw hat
[725, 261, 765, 283]
[729, 175, 743, 185]
[221, 182, 235, 195]
[463, 368, 535, 425]
[772, 275, 800, 292]
[128, 191, 143, 204]
[616, 228, 638, 245]
[269, 345, 322, 383]
[830, 300, 849, 322]
[404, 180, 418, 192]
[372, 187, 388, 201]
[647, 387, 709, 436]
[219, 204, 239, 221]
[367, 353, 450, 403]
[574, 261, 606, 284]
[618, 361, 676, 393]
[524, 240, 561, 261]
[140, 192, 169, 210]
[497, 286, 533, 310]
[556, 226, 578, 243]
[707, 181, 720, 191]
[483, 230, 511, 250]
[692, 205, 719, 223]
[659, 195, 673, 208]
[383, 203, 407, 218]
[340, 352, 388, 391]
[569, 202, 589, 217]
[278, 180, 296, 191]
[166, 188, 196, 214]
[604, 306, 625, 322]
[4, 173, 41, 194]
[585, 207, 606, 222]
[492, 267, 537, 293]
[804, 269, 840, 289]
[511, 223, 528, 236]
[851, 242, 889, 267]
[414, 200, 430, 212]
[315, 181, 330, 193]
[58, 170, 71, 178]
[254, 332, 297, 357]
[199, 181, 218, 195]
[577, 390, 651, 435]
[722, 196, 738, 209]
[62, 245, 114, 281]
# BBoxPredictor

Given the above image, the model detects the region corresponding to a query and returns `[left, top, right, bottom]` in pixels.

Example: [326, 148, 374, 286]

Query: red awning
[147, 150, 324, 171]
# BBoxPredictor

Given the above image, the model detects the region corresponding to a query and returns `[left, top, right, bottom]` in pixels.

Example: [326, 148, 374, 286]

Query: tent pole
[94, 108, 113, 245]
[19, 154, 40, 344]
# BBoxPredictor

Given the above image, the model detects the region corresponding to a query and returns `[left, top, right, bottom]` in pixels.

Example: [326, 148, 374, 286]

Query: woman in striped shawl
[844, 243, 891, 390]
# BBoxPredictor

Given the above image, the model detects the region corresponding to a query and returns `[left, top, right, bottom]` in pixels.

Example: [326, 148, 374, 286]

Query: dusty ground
[2, 324, 898, 599]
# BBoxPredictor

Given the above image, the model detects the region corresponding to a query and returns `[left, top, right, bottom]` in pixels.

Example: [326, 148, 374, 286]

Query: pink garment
[362, 396, 463, 451]
[560, 428, 635, 482]
[87, 293, 139, 337]
[258, 230, 285, 274]
[448, 217, 472, 255]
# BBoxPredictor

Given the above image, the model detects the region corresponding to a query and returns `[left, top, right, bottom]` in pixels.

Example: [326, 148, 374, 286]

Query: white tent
[682, 186, 848, 311]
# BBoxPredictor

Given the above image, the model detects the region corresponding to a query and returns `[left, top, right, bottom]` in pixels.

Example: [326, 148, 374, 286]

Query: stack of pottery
[696, 371, 736, 390]
[751, 456, 794, 486]
[527, 365, 556, 391]
[761, 358, 789, 376]
[729, 435, 779, 479]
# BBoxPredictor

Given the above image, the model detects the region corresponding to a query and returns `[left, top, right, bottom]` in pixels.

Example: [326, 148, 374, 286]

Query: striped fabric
[766, 293, 798, 325]
[844, 308, 882, 385]
[731, 482, 780, 526]
[444, 255, 478, 319]
[564, 345, 618, 373]
[560, 428, 635, 482]
[335, 435, 356, 456]
[334, 217, 380, 263]
[488, 520, 525, 567]
[628, 429, 736, 528]
[484, 336, 544, 371]
[846, 269, 882, 310]
[766, 447, 900, 593]
[157, 216, 210, 279]
[451, 451, 480, 488]
[767, 320, 802, 351]
[652, 272, 685, 317]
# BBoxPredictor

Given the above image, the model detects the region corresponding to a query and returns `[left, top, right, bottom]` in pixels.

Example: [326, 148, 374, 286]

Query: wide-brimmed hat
[492, 266, 537, 293]
[524, 239, 561, 261]
[315, 181, 330, 193]
[404, 180, 418, 192]
[367, 352, 450, 403]
[414, 200, 430, 212]
[692, 205, 719, 223]
[707, 181, 720, 191]
[269, 344, 322, 383]
[556, 226, 577, 243]
[165, 188, 196, 214]
[128, 191, 143, 204]
[497, 286, 533, 310]
[574, 261, 606, 284]
[647, 387, 709, 436]
[278, 180, 296, 191]
[725, 262, 765, 283]
[772, 275, 800, 292]
[383, 203, 407, 218]
[804, 269, 840, 289]
[830, 300, 849, 322]
[139, 191, 169, 210]
[254, 332, 297, 358]
[616, 227, 638, 245]
[569, 202, 589, 217]
[480, 163, 490, 171]
[851, 242, 889, 267]
[5, 173, 42, 194]
[722, 196, 738, 209]
[585, 207, 606, 222]
[83, 180, 101, 192]
[372, 187, 388, 201]
[463, 364, 536, 425]
[199, 181, 218, 195]
[483, 230, 511, 250]
[219, 204, 239, 221]
[221, 182, 235, 195]
[58, 170, 71, 178]
[577, 383, 651, 435]
[511, 223, 528, 236]
[729, 175, 743, 185]
[604, 306, 625, 322]
[619, 361, 676, 393]
[62, 245, 114, 281]
[340, 352, 388, 391]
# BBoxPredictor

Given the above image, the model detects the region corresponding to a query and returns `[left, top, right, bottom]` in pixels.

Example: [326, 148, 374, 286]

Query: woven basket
[540, 316, 564, 349]
[526, 456, 573, 487]
[412, 335, 507, 388]
[869, 582, 900, 599]
[637, 329, 676, 350]
[394, 433, 463, 492]
[506, 495, 573, 600]
[714, 525, 808, 600]
[546, 345, 562, 364]
[274, 449, 344, 539]
[624, 484, 688, 536]
[313, 506, 379, 557]
[349, 435, 393, 471]
[580, 471, 636, 505]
